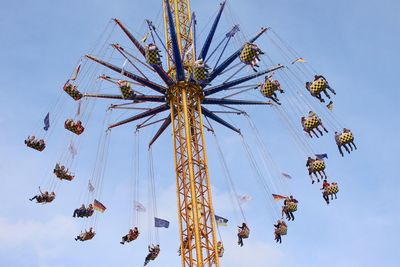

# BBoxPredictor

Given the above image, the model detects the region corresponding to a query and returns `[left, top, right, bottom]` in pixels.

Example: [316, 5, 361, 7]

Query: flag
[88, 180, 95, 193]
[315, 153, 328, 160]
[141, 32, 150, 43]
[121, 59, 128, 75]
[291, 57, 306, 64]
[226, 24, 240, 37]
[76, 101, 81, 116]
[237, 195, 252, 205]
[68, 141, 77, 158]
[93, 199, 107, 213]
[215, 215, 228, 226]
[272, 194, 287, 202]
[326, 101, 334, 111]
[154, 217, 170, 228]
[134, 201, 146, 212]
[70, 63, 81, 81]
[281, 172, 292, 179]
[43, 112, 50, 131]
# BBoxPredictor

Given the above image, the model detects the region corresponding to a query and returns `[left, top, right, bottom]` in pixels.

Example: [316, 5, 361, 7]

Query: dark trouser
[289, 212, 295, 220]
[144, 254, 151, 266]
[238, 234, 243, 246]
[30, 195, 38, 201]
[323, 194, 330, 204]
[275, 233, 281, 243]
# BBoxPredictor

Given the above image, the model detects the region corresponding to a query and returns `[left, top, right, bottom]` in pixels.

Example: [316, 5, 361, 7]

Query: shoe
[120, 242, 124, 245]
[312, 180, 315, 184]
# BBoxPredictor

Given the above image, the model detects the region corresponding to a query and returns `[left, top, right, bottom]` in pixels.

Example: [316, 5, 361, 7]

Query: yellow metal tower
[164, 1, 220, 266]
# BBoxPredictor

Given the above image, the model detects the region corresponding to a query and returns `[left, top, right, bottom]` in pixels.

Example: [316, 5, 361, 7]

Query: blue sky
[0, 0, 399, 267]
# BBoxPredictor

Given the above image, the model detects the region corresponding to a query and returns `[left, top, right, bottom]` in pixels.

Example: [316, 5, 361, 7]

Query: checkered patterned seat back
[261, 81, 277, 97]
[240, 44, 258, 64]
[312, 160, 325, 172]
[310, 79, 326, 94]
[326, 184, 339, 195]
[193, 66, 208, 82]
[120, 84, 133, 99]
[339, 132, 353, 144]
[146, 49, 161, 66]
[64, 84, 83, 101]
[286, 202, 298, 212]
[303, 117, 320, 131]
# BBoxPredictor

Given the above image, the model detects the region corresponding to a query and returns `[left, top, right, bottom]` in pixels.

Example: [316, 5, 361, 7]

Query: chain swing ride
[25, 0, 358, 266]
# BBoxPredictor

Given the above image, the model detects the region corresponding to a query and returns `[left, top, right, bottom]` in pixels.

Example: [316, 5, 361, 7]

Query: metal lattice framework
[83, 1, 284, 266]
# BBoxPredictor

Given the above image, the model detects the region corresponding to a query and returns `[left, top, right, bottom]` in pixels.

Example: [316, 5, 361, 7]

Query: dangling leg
[306, 130, 313, 138]
[334, 193, 337, 199]
[322, 89, 331, 99]
[289, 211, 295, 221]
[316, 127, 323, 136]
[309, 170, 315, 184]
[351, 141, 357, 150]
[29, 195, 38, 201]
[343, 143, 351, 153]
[321, 170, 327, 178]
[271, 97, 281, 105]
[311, 129, 319, 138]
[323, 193, 330, 205]
[315, 93, 325, 103]
[320, 123, 329, 133]
[326, 84, 336, 95]
[313, 172, 320, 183]
[338, 145, 344, 157]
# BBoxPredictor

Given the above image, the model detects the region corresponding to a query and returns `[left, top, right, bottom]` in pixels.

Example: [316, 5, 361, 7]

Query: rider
[120, 227, 139, 244]
[144, 244, 160, 266]
[306, 157, 317, 184]
[284, 196, 298, 221]
[237, 222, 249, 247]
[73, 204, 86, 218]
[75, 227, 95, 241]
[29, 191, 48, 202]
[321, 180, 331, 205]
[343, 128, 357, 151]
[274, 220, 287, 243]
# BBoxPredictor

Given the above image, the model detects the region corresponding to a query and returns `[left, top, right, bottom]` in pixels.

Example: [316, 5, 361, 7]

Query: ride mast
[163, 1, 220, 266]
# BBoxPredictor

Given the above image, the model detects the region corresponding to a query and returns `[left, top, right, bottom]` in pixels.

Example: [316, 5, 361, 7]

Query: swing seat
[37, 194, 55, 203]
[311, 160, 325, 172]
[63, 83, 83, 101]
[146, 47, 162, 66]
[55, 170, 74, 181]
[286, 202, 298, 212]
[193, 65, 208, 82]
[261, 81, 278, 98]
[80, 232, 95, 241]
[310, 79, 327, 94]
[339, 132, 353, 144]
[239, 228, 250, 239]
[64, 120, 85, 135]
[325, 183, 339, 195]
[120, 84, 134, 99]
[277, 226, 287, 236]
[127, 232, 139, 242]
[149, 251, 160, 260]
[76, 209, 94, 218]
[26, 140, 46, 151]
[303, 116, 320, 131]
[240, 43, 259, 64]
